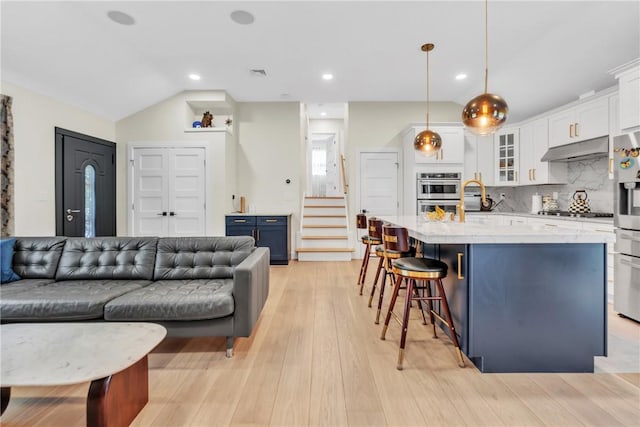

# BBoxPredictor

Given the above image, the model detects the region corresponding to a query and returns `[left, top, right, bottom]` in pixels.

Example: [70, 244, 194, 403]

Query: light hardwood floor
[2, 260, 639, 426]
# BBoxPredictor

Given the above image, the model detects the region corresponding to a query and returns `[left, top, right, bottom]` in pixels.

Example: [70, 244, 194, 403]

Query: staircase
[297, 196, 354, 261]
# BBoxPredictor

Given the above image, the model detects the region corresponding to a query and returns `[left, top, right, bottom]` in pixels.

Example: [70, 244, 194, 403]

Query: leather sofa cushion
[104, 279, 234, 321]
[13, 237, 66, 279]
[56, 237, 158, 281]
[0, 279, 151, 321]
[0, 279, 55, 297]
[154, 237, 254, 280]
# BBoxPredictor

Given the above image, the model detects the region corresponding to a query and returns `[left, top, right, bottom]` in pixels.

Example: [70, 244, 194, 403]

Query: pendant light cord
[484, 0, 489, 94]
[426, 48, 430, 128]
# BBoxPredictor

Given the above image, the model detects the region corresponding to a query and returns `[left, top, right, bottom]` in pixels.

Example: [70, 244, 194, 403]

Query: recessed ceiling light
[455, 73, 468, 80]
[189, 74, 201, 81]
[322, 73, 334, 81]
[320, 112, 327, 116]
[107, 10, 135, 26]
[230, 10, 255, 25]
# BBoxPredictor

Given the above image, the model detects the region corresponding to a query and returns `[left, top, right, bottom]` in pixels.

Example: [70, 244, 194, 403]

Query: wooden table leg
[1, 387, 10, 415]
[86, 355, 149, 427]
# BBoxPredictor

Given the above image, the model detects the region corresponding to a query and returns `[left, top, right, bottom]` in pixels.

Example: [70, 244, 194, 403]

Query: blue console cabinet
[225, 215, 290, 265]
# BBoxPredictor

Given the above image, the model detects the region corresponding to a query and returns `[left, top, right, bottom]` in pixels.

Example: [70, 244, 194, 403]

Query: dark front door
[55, 128, 116, 237]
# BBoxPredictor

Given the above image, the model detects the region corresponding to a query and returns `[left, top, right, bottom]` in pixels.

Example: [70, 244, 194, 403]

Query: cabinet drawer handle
[478, 172, 482, 181]
[234, 219, 247, 223]
[533, 169, 536, 180]
[569, 123, 574, 138]
[256, 229, 260, 241]
[575, 122, 579, 137]
[457, 253, 464, 280]
[265, 219, 278, 223]
[609, 158, 613, 174]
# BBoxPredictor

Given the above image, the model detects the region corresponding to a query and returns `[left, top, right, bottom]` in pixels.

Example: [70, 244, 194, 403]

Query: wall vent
[249, 69, 267, 77]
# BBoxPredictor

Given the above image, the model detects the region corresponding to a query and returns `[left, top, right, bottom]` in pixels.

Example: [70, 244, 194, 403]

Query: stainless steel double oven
[613, 131, 640, 322]
[416, 172, 461, 215]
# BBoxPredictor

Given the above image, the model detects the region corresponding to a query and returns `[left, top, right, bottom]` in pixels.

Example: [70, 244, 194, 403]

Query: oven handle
[616, 230, 640, 242]
[620, 257, 640, 270]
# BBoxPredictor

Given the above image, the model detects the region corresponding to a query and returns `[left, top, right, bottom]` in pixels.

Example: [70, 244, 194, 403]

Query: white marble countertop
[379, 215, 615, 244]
[1, 323, 166, 386]
[469, 211, 614, 225]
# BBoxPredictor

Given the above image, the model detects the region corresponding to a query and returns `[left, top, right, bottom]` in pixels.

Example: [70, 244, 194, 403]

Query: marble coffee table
[1, 322, 166, 427]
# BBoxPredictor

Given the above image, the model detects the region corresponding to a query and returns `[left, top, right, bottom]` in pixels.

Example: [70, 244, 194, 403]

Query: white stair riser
[303, 217, 347, 226]
[302, 207, 346, 216]
[304, 198, 345, 207]
[298, 252, 352, 262]
[301, 227, 348, 235]
[299, 240, 351, 248]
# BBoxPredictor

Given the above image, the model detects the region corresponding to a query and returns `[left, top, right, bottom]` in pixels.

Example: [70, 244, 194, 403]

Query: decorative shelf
[184, 127, 232, 135]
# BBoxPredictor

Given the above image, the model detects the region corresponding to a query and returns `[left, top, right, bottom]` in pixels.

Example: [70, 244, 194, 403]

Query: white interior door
[133, 148, 169, 236]
[132, 147, 205, 237]
[308, 133, 340, 197]
[359, 151, 399, 217]
[169, 148, 205, 236]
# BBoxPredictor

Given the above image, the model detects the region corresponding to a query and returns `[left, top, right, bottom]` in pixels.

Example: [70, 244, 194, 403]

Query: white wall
[115, 91, 235, 236]
[235, 102, 302, 248]
[346, 101, 462, 223]
[1, 81, 115, 236]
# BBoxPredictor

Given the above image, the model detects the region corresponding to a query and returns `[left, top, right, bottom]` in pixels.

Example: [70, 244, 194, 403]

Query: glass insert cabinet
[494, 128, 520, 185]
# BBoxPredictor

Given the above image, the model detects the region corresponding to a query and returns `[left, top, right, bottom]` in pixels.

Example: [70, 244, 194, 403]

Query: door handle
[66, 209, 81, 214]
[457, 253, 464, 279]
[156, 212, 167, 216]
[169, 212, 176, 216]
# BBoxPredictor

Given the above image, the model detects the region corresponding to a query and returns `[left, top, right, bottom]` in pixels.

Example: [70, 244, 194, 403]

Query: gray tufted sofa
[0, 236, 270, 357]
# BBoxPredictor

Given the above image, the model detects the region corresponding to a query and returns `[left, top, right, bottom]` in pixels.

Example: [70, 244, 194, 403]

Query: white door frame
[355, 148, 402, 217]
[127, 142, 210, 236]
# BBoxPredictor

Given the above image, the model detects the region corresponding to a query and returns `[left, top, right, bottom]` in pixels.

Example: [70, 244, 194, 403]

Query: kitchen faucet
[457, 179, 487, 223]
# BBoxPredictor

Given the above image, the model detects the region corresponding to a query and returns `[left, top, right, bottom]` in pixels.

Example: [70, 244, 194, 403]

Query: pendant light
[414, 43, 442, 157]
[461, 0, 508, 135]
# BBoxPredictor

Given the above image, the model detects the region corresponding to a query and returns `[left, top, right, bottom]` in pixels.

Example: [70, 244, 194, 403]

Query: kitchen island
[379, 215, 615, 373]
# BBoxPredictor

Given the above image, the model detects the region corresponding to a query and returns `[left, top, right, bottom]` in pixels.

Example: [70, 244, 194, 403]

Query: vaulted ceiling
[2, 1, 639, 122]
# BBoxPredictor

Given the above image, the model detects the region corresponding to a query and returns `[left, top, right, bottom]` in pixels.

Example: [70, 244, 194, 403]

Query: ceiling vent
[249, 69, 267, 77]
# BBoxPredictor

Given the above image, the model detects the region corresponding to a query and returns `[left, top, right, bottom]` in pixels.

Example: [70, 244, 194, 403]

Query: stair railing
[340, 154, 348, 195]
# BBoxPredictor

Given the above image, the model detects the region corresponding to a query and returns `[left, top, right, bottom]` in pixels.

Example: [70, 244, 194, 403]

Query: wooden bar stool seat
[357, 215, 382, 294]
[379, 225, 465, 370]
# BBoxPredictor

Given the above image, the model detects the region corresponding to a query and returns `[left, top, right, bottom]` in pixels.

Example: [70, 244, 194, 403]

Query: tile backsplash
[488, 157, 613, 213]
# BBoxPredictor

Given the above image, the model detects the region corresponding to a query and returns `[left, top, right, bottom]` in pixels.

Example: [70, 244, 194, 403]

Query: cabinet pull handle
[569, 123, 574, 138]
[533, 169, 536, 180]
[528, 169, 531, 181]
[251, 229, 255, 238]
[479, 172, 482, 181]
[457, 253, 464, 280]
[235, 219, 247, 223]
[515, 171, 518, 182]
[256, 229, 260, 241]
[575, 122, 579, 137]
[609, 158, 613, 174]
[265, 219, 278, 223]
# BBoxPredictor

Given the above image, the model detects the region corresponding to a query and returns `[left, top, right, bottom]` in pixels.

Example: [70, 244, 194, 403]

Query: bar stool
[367, 220, 419, 325]
[356, 214, 381, 294]
[380, 225, 465, 370]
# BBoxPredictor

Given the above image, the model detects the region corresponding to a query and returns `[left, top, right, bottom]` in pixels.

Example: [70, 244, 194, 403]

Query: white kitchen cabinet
[405, 125, 464, 164]
[612, 60, 640, 131]
[463, 132, 494, 185]
[494, 128, 519, 186]
[548, 96, 609, 147]
[581, 221, 615, 303]
[609, 94, 620, 179]
[519, 118, 567, 185]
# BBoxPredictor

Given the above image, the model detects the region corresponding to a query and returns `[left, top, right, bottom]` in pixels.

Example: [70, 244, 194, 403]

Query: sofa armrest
[232, 247, 270, 336]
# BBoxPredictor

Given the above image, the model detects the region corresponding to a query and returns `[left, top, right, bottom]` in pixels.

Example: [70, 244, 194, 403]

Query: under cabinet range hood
[540, 136, 609, 162]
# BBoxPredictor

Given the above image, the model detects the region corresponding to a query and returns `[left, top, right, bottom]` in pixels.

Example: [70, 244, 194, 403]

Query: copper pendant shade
[414, 43, 442, 157]
[462, 0, 508, 136]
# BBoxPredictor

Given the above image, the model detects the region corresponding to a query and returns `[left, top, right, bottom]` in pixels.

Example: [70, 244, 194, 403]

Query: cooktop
[537, 211, 613, 218]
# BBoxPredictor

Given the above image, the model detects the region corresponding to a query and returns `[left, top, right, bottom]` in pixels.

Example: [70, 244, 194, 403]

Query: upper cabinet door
[574, 97, 609, 141]
[618, 66, 640, 131]
[463, 133, 494, 185]
[494, 128, 519, 186]
[413, 126, 464, 164]
[548, 96, 609, 147]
